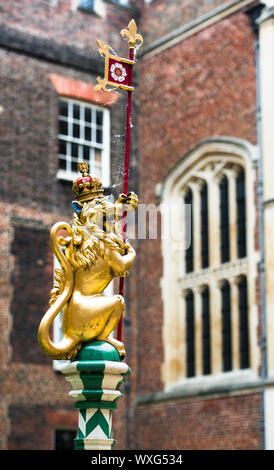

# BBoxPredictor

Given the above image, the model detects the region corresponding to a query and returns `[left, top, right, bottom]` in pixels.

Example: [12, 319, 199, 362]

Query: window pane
[58, 158, 66, 170]
[85, 107, 92, 123]
[236, 169, 246, 258]
[202, 286, 211, 375]
[59, 140, 66, 155]
[83, 145, 90, 161]
[238, 277, 249, 369]
[184, 189, 193, 273]
[186, 290, 195, 378]
[96, 128, 103, 144]
[73, 124, 80, 139]
[95, 149, 102, 163]
[96, 110, 103, 126]
[220, 176, 230, 263]
[78, 0, 94, 12]
[221, 281, 232, 372]
[73, 104, 80, 120]
[200, 183, 209, 269]
[71, 143, 78, 158]
[85, 127, 91, 141]
[71, 160, 78, 173]
[59, 120, 68, 136]
[59, 100, 68, 117]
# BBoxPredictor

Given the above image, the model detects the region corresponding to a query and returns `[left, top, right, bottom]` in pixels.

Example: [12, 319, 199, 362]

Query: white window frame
[57, 97, 110, 188]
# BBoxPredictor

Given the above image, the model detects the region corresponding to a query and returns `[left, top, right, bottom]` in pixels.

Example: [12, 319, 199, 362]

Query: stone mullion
[180, 291, 188, 380]
[208, 178, 222, 374]
[208, 178, 220, 267]
[211, 280, 223, 374]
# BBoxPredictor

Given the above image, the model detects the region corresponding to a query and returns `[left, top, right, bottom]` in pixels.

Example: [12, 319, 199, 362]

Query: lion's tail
[38, 294, 79, 360]
[38, 222, 79, 360]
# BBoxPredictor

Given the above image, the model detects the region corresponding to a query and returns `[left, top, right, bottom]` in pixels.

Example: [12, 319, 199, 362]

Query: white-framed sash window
[57, 97, 110, 187]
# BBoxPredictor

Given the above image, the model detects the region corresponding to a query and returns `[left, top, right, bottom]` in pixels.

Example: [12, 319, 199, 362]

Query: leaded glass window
[186, 290, 195, 378]
[221, 281, 232, 372]
[220, 175, 230, 263]
[185, 189, 193, 273]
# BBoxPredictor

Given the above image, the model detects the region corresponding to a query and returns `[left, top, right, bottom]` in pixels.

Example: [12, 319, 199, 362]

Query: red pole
[117, 47, 134, 342]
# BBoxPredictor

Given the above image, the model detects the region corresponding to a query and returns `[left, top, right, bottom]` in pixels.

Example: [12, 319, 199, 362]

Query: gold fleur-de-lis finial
[96, 39, 110, 56]
[120, 19, 143, 48]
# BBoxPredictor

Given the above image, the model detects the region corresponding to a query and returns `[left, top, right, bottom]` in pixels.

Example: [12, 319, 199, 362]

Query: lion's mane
[49, 200, 127, 304]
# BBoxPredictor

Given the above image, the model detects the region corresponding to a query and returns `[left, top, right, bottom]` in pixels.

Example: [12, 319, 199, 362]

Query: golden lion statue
[38, 162, 137, 360]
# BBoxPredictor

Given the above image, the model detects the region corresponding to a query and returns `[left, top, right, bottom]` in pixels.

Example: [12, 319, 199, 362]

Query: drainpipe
[245, 2, 267, 450]
[256, 25, 268, 453]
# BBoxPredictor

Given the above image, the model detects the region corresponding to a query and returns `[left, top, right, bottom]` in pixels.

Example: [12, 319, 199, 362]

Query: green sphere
[77, 340, 121, 362]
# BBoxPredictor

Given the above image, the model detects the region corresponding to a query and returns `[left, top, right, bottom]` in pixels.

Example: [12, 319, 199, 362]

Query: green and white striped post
[60, 340, 131, 450]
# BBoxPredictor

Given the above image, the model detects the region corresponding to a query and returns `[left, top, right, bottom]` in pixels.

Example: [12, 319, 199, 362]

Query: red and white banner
[95, 41, 135, 92]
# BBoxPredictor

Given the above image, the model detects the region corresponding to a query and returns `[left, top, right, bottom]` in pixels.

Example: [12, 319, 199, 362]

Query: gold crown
[72, 162, 104, 203]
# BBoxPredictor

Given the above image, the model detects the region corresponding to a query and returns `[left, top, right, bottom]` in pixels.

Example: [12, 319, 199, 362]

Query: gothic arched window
[161, 138, 257, 388]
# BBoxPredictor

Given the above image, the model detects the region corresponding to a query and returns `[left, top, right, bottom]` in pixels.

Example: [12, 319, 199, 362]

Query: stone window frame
[160, 137, 259, 391]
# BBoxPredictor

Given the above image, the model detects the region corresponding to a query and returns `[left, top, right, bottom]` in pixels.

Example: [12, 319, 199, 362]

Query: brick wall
[136, 393, 261, 450]
[136, 11, 258, 395]
[141, 0, 233, 45]
[8, 405, 77, 450]
[0, 0, 138, 56]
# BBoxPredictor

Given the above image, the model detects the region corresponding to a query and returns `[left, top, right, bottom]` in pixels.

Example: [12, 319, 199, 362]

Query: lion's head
[74, 196, 118, 234]
[70, 196, 126, 270]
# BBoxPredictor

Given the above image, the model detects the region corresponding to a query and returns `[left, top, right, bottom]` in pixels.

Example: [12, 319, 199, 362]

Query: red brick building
[1, 0, 274, 450]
